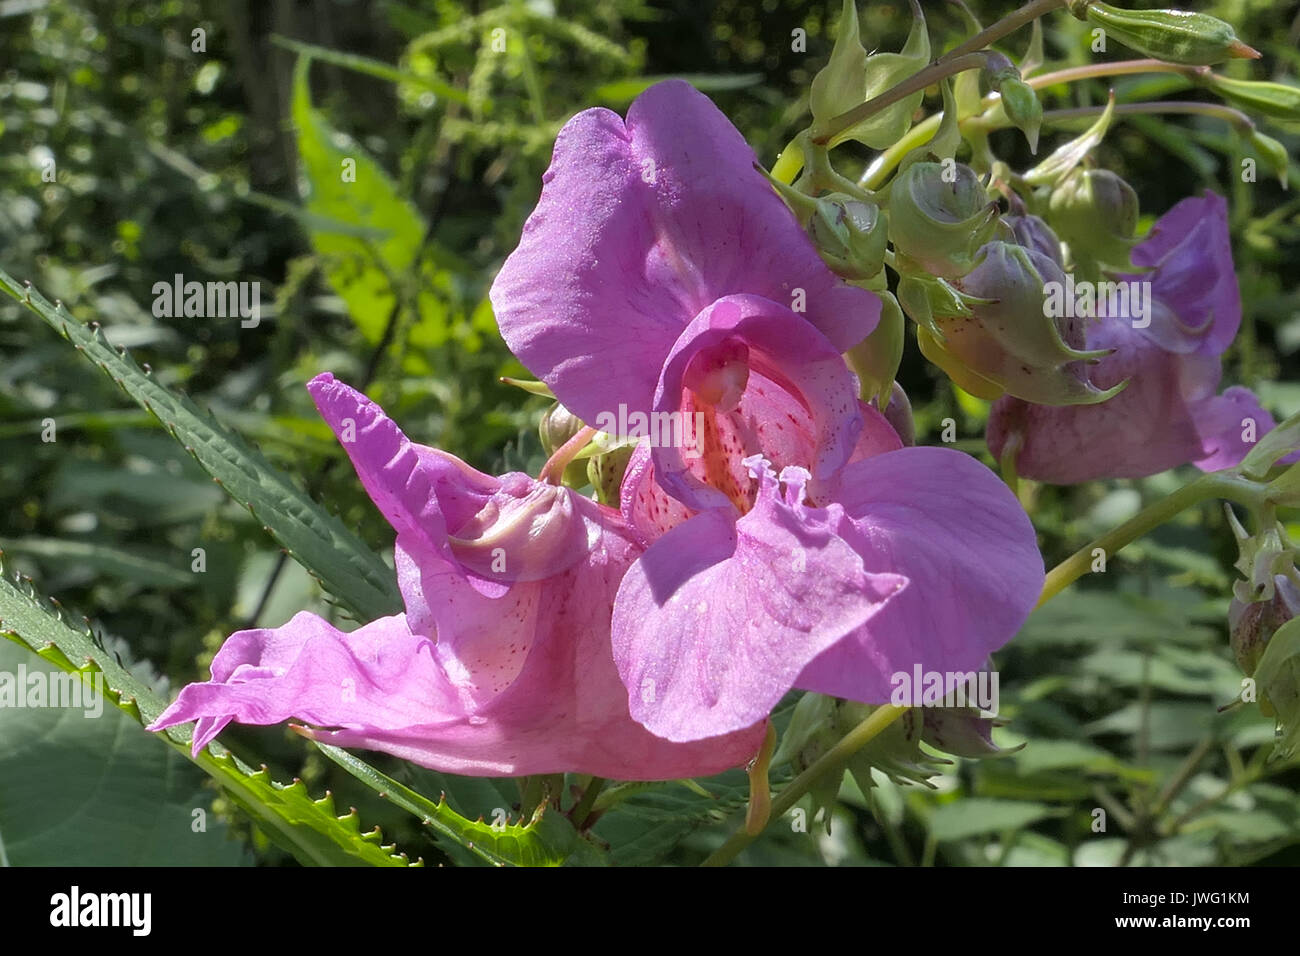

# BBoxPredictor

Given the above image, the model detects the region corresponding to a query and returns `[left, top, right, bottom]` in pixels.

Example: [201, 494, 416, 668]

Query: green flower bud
[888, 161, 1000, 279]
[1047, 168, 1140, 270]
[587, 442, 634, 507]
[896, 272, 989, 338]
[844, 286, 904, 406]
[1248, 129, 1291, 189]
[1252, 616, 1300, 757]
[920, 241, 1120, 405]
[1229, 575, 1300, 677]
[539, 402, 590, 487]
[1225, 506, 1296, 605]
[877, 381, 915, 447]
[836, 702, 943, 796]
[981, 56, 1043, 154]
[1068, 1, 1260, 66]
[808, 193, 890, 279]
[999, 76, 1044, 154]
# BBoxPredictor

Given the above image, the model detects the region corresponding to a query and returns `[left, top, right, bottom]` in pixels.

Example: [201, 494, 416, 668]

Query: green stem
[861, 114, 947, 188]
[813, 52, 991, 146]
[569, 776, 606, 830]
[1164, 751, 1300, 834]
[1038, 473, 1265, 608]
[1150, 735, 1215, 819]
[538, 425, 597, 485]
[1028, 58, 1203, 89]
[1042, 100, 1255, 133]
[700, 704, 907, 866]
[859, 59, 1211, 190]
[940, 0, 1069, 64]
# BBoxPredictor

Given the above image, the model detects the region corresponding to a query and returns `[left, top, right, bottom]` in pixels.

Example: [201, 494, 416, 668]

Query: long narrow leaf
[0, 269, 402, 621]
[0, 563, 414, 866]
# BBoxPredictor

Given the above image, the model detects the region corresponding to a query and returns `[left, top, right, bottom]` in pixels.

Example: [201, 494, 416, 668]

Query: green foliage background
[1, 0, 1298, 866]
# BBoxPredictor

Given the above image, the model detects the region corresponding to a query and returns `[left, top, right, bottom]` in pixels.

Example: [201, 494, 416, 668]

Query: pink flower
[149, 375, 763, 779]
[491, 81, 1045, 742]
[987, 192, 1282, 483]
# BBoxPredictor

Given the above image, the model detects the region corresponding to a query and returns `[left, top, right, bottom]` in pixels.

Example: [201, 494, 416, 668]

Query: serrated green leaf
[0, 269, 401, 622]
[0, 566, 415, 866]
[0, 640, 247, 866]
[316, 743, 607, 867]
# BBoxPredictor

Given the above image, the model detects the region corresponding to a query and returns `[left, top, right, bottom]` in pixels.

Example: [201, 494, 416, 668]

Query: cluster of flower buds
[1226, 507, 1300, 755]
[877, 158, 1120, 406]
[774, 691, 1010, 832]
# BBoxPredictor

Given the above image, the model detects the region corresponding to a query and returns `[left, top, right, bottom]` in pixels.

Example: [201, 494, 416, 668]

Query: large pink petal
[797, 447, 1043, 701]
[612, 460, 906, 742]
[152, 549, 764, 778]
[489, 79, 879, 425]
[308, 374, 599, 630]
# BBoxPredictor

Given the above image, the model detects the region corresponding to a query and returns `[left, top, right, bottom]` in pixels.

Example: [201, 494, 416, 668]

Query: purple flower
[492, 81, 1045, 743]
[149, 374, 764, 779]
[987, 192, 1281, 483]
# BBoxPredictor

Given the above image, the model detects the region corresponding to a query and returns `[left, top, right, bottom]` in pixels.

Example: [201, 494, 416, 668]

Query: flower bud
[1247, 129, 1290, 189]
[920, 707, 1013, 759]
[877, 381, 915, 447]
[1004, 213, 1064, 269]
[810, 0, 930, 149]
[1068, 1, 1260, 66]
[1252, 616, 1300, 755]
[1229, 575, 1300, 676]
[539, 402, 590, 487]
[982, 57, 1043, 154]
[1000, 77, 1044, 154]
[845, 287, 904, 406]
[921, 241, 1119, 404]
[587, 442, 635, 507]
[836, 702, 942, 794]
[888, 161, 1000, 279]
[1047, 168, 1140, 270]
[808, 193, 890, 279]
[1203, 75, 1300, 124]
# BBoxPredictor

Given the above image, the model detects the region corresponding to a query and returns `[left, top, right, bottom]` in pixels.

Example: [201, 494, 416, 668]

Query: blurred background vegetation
[1, 0, 1298, 866]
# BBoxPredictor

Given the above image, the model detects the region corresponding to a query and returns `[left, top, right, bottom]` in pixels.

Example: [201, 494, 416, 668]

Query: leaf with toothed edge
[315, 743, 609, 866]
[0, 562, 419, 867]
[0, 268, 402, 622]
